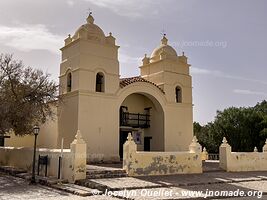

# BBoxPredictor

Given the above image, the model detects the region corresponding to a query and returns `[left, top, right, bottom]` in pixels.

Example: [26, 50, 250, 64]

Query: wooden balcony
[120, 112, 150, 128]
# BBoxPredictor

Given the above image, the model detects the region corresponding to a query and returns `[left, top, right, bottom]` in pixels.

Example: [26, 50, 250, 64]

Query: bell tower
[140, 35, 193, 151]
[140, 35, 192, 105]
[57, 13, 120, 149]
[59, 13, 120, 95]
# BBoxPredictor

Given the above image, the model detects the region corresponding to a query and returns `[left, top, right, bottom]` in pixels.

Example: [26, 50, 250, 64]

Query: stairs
[86, 168, 127, 179]
[76, 164, 128, 191]
[203, 160, 224, 173]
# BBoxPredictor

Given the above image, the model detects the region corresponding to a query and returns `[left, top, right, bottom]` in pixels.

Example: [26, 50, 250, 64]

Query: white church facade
[56, 13, 193, 162]
[7, 13, 194, 162]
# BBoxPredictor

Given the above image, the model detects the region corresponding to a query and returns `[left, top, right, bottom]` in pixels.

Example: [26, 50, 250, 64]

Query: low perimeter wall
[0, 130, 87, 183]
[123, 134, 202, 176]
[0, 147, 72, 179]
[220, 137, 267, 172]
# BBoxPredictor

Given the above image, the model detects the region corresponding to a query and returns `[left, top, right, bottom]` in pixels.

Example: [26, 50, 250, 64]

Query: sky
[0, 0, 266, 124]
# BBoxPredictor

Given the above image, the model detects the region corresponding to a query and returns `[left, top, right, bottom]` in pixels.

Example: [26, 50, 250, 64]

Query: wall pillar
[69, 130, 87, 183]
[201, 147, 208, 161]
[263, 139, 267, 152]
[189, 136, 202, 153]
[219, 137, 231, 170]
[123, 133, 137, 175]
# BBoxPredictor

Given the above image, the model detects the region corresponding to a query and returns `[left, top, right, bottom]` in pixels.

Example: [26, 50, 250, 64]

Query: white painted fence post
[202, 147, 208, 161]
[263, 139, 267, 152]
[189, 136, 202, 153]
[219, 137, 231, 171]
[69, 130, 87, 183]
[123, 133, 137, 174]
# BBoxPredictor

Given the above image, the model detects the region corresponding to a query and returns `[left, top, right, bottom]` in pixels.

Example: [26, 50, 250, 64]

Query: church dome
[150, 35, 177, 62]
[73, 13, 105, 43]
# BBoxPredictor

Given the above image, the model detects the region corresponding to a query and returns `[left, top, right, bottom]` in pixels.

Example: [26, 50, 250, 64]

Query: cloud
[191, 67, 220, 75]
[0, 24, 64, 54]
[84, 0, 159, 18]
[119, 52, 141, 64]
[191, 67, 267, 85]
[233, 89, 267, 97]
[67, 0, 75, 7]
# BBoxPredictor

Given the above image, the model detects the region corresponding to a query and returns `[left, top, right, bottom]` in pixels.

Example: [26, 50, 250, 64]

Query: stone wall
[0, 130, 86, 183]
[123, 133, 202, 176]
[219, 137, 267, 172]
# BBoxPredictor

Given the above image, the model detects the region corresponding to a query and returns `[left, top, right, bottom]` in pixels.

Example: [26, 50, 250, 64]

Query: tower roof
[73, 13, 105, 43]
[150, 35, 177, 62]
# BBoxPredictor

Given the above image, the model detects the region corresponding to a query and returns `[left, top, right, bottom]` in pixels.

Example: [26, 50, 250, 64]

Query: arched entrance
[118, 92, 164, 159]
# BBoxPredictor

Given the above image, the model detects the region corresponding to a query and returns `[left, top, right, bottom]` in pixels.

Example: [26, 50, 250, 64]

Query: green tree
[194, 122, 220, 153]
[213, 107, 264, 151]
[254, 100, 267, 147]
[194, 101, 267, 153]
[193, 122, 202, 136]
[0, 54, 58, 136]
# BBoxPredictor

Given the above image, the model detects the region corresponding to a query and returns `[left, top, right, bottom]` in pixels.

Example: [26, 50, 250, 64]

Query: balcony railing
[120, 112, 150, 128]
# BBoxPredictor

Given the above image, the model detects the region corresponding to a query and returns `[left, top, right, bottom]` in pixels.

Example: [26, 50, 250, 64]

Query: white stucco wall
[219, 138, 267, 172]
[0, 147, 72, 180]
[5, 134, 34, 148]
[123, 134, 202, 176]
[0, 131, 87, 183]
[4, 108, 58, 149]
[125, 151, 202, 176]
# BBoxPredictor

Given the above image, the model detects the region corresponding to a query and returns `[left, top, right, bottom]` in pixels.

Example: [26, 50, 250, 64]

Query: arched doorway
[119, 92, 164, 159]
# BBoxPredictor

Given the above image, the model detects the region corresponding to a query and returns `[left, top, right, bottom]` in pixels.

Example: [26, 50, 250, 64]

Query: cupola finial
[161, 34, 168, 45]
[86, 10, 94, 24]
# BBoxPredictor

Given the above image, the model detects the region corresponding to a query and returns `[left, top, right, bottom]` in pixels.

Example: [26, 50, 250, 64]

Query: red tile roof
[120, 76, 165, 94]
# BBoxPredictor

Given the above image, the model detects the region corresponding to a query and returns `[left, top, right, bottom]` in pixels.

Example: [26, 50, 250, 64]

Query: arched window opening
[96, 72, 104, 92]
[67, 72, 72, 92]
[175, 86, 182, 103]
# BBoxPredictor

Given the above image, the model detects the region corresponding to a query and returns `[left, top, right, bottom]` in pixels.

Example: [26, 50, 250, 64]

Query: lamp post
[30, 125, 40, 184]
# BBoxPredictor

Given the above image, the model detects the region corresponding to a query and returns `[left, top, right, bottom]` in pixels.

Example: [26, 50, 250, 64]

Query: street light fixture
[30, 125, 40, 184]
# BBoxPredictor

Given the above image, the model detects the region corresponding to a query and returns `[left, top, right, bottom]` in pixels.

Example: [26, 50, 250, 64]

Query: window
[67, 72, 72, 92]
[175, 86, 182, 103]
[96, 72, 104, 92]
